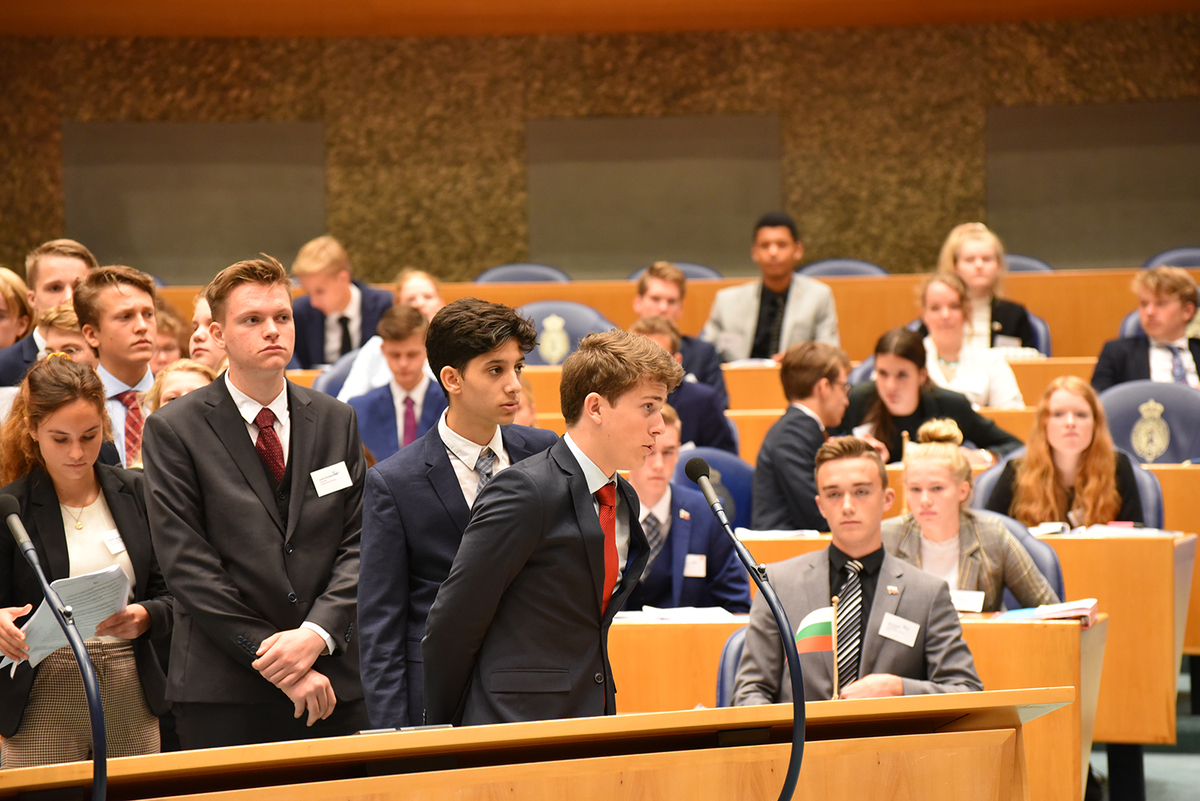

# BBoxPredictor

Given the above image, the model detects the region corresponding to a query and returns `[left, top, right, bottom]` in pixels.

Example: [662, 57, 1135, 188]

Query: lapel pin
[679, 509, 690, 520]
[887, 585, 899, 595]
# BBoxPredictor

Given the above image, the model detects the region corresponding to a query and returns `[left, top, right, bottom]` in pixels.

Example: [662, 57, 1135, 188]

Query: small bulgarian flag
[794, 607, 835, 653]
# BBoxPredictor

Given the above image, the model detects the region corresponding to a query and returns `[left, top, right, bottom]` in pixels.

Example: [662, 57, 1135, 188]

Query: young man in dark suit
[622, 403, 750, 613]
[358, 298, 557, 730]
[0, 239, 97, 386]
[629, 316, 736, 454]
[632, 261, 728, 408]
[1092, 266, 1200, 392]
[143, 256, 367, 748]
[423, 330, 684, 726]
[347, 304, 446, 461]
[752, 341, 851, 531]
[289, 235, 393, 369]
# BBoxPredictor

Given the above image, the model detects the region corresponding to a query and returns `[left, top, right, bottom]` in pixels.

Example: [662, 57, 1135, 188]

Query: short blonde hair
[292, 235, 352, 278]
[143, 358, 219, 412]
[628, 315, 681, 354]
[936, 222, 1008, 295]
[39, 302, 82, 332]
[559, 330, 684, 427]
[1132, 266, 1198, 312]
[24, 239, 98, 289]
[636, 262, 687, 299]
[0, 267, 33, 339]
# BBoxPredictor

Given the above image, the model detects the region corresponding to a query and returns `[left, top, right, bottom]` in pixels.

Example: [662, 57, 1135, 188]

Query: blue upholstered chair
[1004, 254, 1054, 273]
[1141, 247, 1200, 271]
[971, 509, 1065, 608]
[672, 446, 754, 531]
[628, 262, 723, 280]
[716, 626, 748, 707]
[797, 258, 888, 277]
[475, 263, 571, 283]
[847, 356, 875, 386]
[1118, 310, 1144, 339]
[1027, 311, 1053, 357]
[516, 301, 617, 366]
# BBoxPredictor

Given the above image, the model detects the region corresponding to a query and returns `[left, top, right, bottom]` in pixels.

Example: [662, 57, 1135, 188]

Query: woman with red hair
[985, 376, 1143, 526]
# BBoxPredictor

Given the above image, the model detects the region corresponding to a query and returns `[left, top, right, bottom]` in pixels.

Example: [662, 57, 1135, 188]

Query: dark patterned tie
[254, 407, 286, 483]
[835, 559, 865, 689]
[596, 483, 618, 612]
[1166, 345, 1188, 384]
[116, 390, 143, 467]
[641, 513, 664, 578]
[338, 316, 353, 357]
[474, 448, 496, 495]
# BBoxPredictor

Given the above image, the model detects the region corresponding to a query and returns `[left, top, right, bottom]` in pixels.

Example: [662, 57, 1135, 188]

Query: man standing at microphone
[423, 330, 683, 726]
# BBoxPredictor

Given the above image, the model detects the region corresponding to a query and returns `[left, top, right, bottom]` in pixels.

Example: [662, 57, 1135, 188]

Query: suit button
[284, 543, 293, 554]
[594, 673, 603, 684]
[287, 592, 298, 603]
[277, 491, 287, 501]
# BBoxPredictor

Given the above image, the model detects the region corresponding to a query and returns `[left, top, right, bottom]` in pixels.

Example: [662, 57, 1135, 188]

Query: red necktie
[254, 407, 286, 483]
[402, 395, 417, 447]
[596, 483, 618, 613]
[116, 390, 143, 466]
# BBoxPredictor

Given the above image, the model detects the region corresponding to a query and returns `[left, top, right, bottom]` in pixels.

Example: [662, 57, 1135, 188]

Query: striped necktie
[835, 559, 865, 689]
[116, 390, 143, 467]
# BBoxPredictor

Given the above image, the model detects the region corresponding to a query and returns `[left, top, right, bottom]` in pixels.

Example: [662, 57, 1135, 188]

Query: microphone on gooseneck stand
[2, 494, 107, 801]
[684, 458, 805, 801]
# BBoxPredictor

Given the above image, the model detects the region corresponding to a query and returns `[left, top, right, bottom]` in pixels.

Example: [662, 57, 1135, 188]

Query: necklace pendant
[75, 521, 84, 530]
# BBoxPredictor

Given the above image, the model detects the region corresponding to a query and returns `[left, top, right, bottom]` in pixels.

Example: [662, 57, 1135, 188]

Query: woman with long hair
[936, 223, 1037, 350]
[985, 376, 1143, 526]
[0, 355, 172, 766]
[919, 273, 1023, 409]
[835, 327, 1022, 465]
[881, 419, 1058, 612]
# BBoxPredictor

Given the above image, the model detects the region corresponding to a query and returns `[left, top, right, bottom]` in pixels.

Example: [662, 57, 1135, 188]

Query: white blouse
[924, 336, 1024, 409]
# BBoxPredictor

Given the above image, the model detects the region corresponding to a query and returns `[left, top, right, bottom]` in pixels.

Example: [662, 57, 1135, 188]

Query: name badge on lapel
[102, 530, 126, 555]
[311, 461, 352, 497]
[683, 554, 707, 578]
[879, 612, 920, 648]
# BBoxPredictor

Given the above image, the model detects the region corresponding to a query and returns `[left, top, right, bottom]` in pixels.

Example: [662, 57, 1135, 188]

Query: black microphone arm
[685, 458, 805, 801]
[2, 494, 106, 801]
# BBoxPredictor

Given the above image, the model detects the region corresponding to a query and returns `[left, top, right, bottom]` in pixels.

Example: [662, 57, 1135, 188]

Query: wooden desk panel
[1148, 466, 1200, 655]
[1008, 358, 1097, 405]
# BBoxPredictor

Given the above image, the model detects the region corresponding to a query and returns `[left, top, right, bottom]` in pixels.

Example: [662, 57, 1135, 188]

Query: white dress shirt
[923, 336, 1024, 409]
[322, 282, 363, 365]
[638, 485, 673, 541]
[336, 335, 437, 402]
[98, 364, 154, 467]
[564, 433, 631, 590]
[437, 410, 512, 508]
[390, 374, 431, 448]
[1148, 337, 1199, 386]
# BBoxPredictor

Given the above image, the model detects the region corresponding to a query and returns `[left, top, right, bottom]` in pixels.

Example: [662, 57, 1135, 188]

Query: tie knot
[595, 482, 617, 508]
[255, 407, 277, 430]
[339, 315, 350, 325]
[845, 559, 864, 576]
[404, 395, 415, 410]
[474, 447, 495, 475]
[116, 390, 140, 411]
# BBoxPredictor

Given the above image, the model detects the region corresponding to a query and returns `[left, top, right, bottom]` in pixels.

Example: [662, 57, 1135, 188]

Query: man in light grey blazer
[733, 437, 981, 704]
[701, 212, 839, 362]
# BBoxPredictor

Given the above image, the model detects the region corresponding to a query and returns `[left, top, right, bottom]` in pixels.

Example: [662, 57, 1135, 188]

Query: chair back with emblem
[716, 626, 748, 707]
[516, 301, 618, 366]
[1098, 380, 1200, 464]
[671, 446, 754, 530]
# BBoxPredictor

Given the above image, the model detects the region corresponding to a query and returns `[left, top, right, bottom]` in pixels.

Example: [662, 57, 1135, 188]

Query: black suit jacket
[359, 422, 558, 729]
[291, 280, 394, 369]
[423, 438, 650, 726]
[0, 465, 172, 737]
[752, 406, 828, 531]
[142, 377, 365, 705]
[916, 298, 1037, 350]
[0, 334, 38, 386]
[1091, 336, 1200, 392]
[679, 336, 729, 409]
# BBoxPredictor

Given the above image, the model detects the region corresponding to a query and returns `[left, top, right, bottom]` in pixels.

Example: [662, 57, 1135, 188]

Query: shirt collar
[331, 281, 362, 319]
[640, 484, 672, 526]
[1153, 335, 1189, 350]
[829, 542, 885, 576]
[390, 372, 430, 402]
[438, 408, 504, 467]
[225, 372, 288, 427]
[790, 401, 825, 431]
[97, 363, 153, 397]
[563, 432, 613, 495]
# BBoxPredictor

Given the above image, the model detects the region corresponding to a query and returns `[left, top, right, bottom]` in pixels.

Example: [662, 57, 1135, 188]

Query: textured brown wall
[1, 15, 1197, 283]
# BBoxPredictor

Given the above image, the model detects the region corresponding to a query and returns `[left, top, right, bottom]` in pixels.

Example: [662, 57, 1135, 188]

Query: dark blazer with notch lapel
[623, 482, 749, 613]
[1091, 335, 1200, 392]
[291, 280, 394, 369]
[423, 437, 650, 726]
[0, 334, 39, 386]
[679, 335, 729, 409]
[0, 464, 173, 737]
[348, 380, 448, 463]
[732, 548, 981, 704]
[752, 405, 828, 531]
[142, 376, 365, 706]
[667, 381, 737, 454]
[359, 421, 557, 729]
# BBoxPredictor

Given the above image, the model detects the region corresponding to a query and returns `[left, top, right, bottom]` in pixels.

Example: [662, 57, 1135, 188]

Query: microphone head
[0, 494, 19, 518]
[684, 457, 711, 484]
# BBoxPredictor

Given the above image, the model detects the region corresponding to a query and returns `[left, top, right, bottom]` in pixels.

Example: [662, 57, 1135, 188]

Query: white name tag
[950, 590, 986, 613]
[683, 554, 707, 578]
[102, 530, 126, 556]
[311, 461, 352, 497]
[879, 612, 920, 648]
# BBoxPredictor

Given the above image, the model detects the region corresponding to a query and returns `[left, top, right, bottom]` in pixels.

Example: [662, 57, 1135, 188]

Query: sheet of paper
[614, 606, 739, 623]
[1, 564, 129, 675]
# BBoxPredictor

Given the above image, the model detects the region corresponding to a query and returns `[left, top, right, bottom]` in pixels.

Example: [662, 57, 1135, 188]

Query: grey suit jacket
[700, 276, 839, 362]
[143, 377, 365, 705]
[732, 548, 982, 704]
[423, 437, 649, 726]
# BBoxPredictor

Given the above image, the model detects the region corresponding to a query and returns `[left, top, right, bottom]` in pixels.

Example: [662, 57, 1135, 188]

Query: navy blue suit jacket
[679, 336, 728, 409]
[668, 381, 737, 454]
[752, 406, 828, 531]
[623, 483, 749, 613]
[291, 281, 393, 369]
[348, 381, 447, 462]
[0, 334, 38, 386]
[1091, 336, 1200, 392]
[359, 422, 558, 729]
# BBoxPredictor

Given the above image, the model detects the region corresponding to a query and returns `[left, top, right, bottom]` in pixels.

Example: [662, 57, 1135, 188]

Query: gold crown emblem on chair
[538, 314, 570, 365]
[1132, 399, 1169, 462]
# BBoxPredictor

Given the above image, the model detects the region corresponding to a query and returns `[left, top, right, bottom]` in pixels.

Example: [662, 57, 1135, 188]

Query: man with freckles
[732, 436, 981, 704]
[144, 256, 367, 747]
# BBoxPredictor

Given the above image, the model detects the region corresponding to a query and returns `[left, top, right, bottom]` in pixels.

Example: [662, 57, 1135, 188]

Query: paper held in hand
[1, 564, 130, 676]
